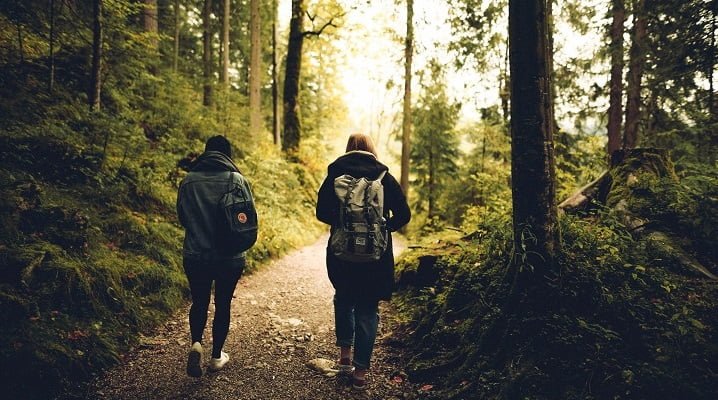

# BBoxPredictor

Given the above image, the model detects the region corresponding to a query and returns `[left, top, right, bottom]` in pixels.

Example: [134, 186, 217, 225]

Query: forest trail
[74, 235, 419, 400]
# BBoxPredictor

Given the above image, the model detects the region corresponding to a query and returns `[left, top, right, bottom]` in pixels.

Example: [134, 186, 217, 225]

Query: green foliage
[395, 207, 718, 399]
[410, 60, 461, 225]
[0, 3, 327, 395]
[444, 114, 512, 230]
[394, 145, 718, 399]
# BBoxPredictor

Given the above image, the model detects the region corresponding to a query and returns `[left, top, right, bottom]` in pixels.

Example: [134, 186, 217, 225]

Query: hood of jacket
[327, 151, 389, 180]
[191, 151, 239, 173]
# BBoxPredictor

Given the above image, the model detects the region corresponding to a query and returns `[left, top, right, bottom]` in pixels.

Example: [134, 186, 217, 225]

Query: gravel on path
[72, 235, 425, 400]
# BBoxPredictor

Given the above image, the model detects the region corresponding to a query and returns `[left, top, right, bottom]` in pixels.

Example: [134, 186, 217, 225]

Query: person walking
[316, 133, 411, 390]
[177, 135, 251, 377]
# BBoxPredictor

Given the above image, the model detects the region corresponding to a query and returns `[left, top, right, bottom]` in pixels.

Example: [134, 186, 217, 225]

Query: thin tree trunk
[427, 138, 436, 220]
[249, 0, 262, 136]
[400, 0, 414, 199]
[90, 0, 103, 111]
[174, 0, 180, 72]
[624, 0, 646, 149]
[547, 0, 557, 135]
[607, 0, 625, 163]
[203, 0, 213, 106]
[49, 0, 56, 92]
[500, 36, 510, 126]
[17, 22, 24, 64]
[282, 0, 304, 153]
[143, 0, 158, 50]
[710, 5, 716, 121]
[508, 0, 560, 276]
[272, 0, 280, 146]
[222, 0, 230, 87]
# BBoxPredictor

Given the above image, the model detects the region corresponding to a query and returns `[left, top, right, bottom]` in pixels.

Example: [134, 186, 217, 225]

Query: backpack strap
[343, 177, 357, 253]
[376, 170, 387, 182]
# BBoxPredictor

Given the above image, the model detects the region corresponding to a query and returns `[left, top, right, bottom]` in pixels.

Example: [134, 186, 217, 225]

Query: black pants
[184, 258, 244, 358]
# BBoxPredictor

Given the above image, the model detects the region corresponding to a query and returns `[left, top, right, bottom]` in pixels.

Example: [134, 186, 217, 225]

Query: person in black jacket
[316, 133, 411, 390]
[177, 135, 249, 377]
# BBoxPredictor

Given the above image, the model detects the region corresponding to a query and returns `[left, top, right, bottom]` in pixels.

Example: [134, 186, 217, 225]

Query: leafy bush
[395, 206, 718, 399]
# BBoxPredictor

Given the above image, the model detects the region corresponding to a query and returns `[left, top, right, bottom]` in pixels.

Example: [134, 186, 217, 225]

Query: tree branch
[301, 12, 344, 37]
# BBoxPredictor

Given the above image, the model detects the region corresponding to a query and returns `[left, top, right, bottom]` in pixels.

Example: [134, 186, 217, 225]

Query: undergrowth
[0, 74, 324, 398]
[395, 167, 718, 399]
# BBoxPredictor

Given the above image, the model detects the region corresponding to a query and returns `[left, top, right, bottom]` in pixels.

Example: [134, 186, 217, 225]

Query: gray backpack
[330, 170, 388, 262]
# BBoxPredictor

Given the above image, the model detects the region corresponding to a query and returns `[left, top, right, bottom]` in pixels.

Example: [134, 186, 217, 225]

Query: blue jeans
[333, 293, 379, 369]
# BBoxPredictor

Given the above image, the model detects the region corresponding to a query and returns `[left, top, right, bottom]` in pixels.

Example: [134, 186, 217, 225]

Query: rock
[306, 358, 338, 377]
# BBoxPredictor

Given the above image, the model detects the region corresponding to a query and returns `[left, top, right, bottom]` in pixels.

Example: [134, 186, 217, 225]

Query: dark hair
[205, 135, 232, 158]
[345, 133, 377, 157]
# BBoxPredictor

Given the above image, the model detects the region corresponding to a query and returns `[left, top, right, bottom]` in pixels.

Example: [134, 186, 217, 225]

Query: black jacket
[316, 151, 411, 301]
[177, 151, 249, 268]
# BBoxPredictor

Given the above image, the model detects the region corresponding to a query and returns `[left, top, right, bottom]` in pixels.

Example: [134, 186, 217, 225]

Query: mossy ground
[0, 90, 325, 399]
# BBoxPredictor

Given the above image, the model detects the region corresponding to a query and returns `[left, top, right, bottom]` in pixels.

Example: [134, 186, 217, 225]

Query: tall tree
[624, 0, 646, 149]
[202, 0, 213, 106]
[272, 0, 280, 145]
[249, 0, 262, 136]
[607, 0, 625, 162]
[143, 0, 158, 50]
[173, 0, 180, 72]
[282, 0, 305, 153]
[400, 0, 414, 200]
[90, 0, 103, 111]
[221, 0, 229, 87]
[48, 0, 56, 92]
[282, 0, 337, 153]
[508, 0, 559, 275]
[411, 61, 460, 220]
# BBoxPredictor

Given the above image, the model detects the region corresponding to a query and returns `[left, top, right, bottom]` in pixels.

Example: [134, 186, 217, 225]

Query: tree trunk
[249, 0, 262, 136]
[272, 0, 280, 146]
[174, 0, 180, 72]
[500, 36, 509, 126]
[508, 0, 560, 276]
[624, 0, 646, 149]
[428, 146, 434, 219]
[16, 22, 24, 64]
[607, 0, 625, 163]
[90, 0, 103, 111]
[282, 0, 304, 153]
[222, 0, 230, 87]
[202, 0, 213, 106]
[710, 5, 716, 121]
[400, 0, 414, 199]
[49, 0, 55, 92]
[143, 0, 158, 50]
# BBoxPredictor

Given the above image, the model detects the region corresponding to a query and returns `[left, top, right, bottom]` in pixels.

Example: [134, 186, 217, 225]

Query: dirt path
[74, 235, 421, 400]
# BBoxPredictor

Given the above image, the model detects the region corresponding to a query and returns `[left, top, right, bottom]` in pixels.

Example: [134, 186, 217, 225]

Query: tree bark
[16, 22, 24, 64]
[607, 0, 625, 163]
[49, 0, 55, 92]
[500, 36, 509, 126]
[174, 0, 180, 72]
[710, 5, 716, 121]
[272, 0, 280, 146]
[222, 0, 230, 87]
[282, 0, 304, 153]
[400, 0, 414, 199]
[249, 0, 262, 136]
[90, 0, 103, 111]
[508, 0, 560, 276]
[143, 0, 158, 50]
[624, 0, 646, 149]
[203, 0, 213, 106]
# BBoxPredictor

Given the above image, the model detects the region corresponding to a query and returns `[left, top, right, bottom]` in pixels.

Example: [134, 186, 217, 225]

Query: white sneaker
[208, 351, 230, 372]
[186, 342, 203, 377]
